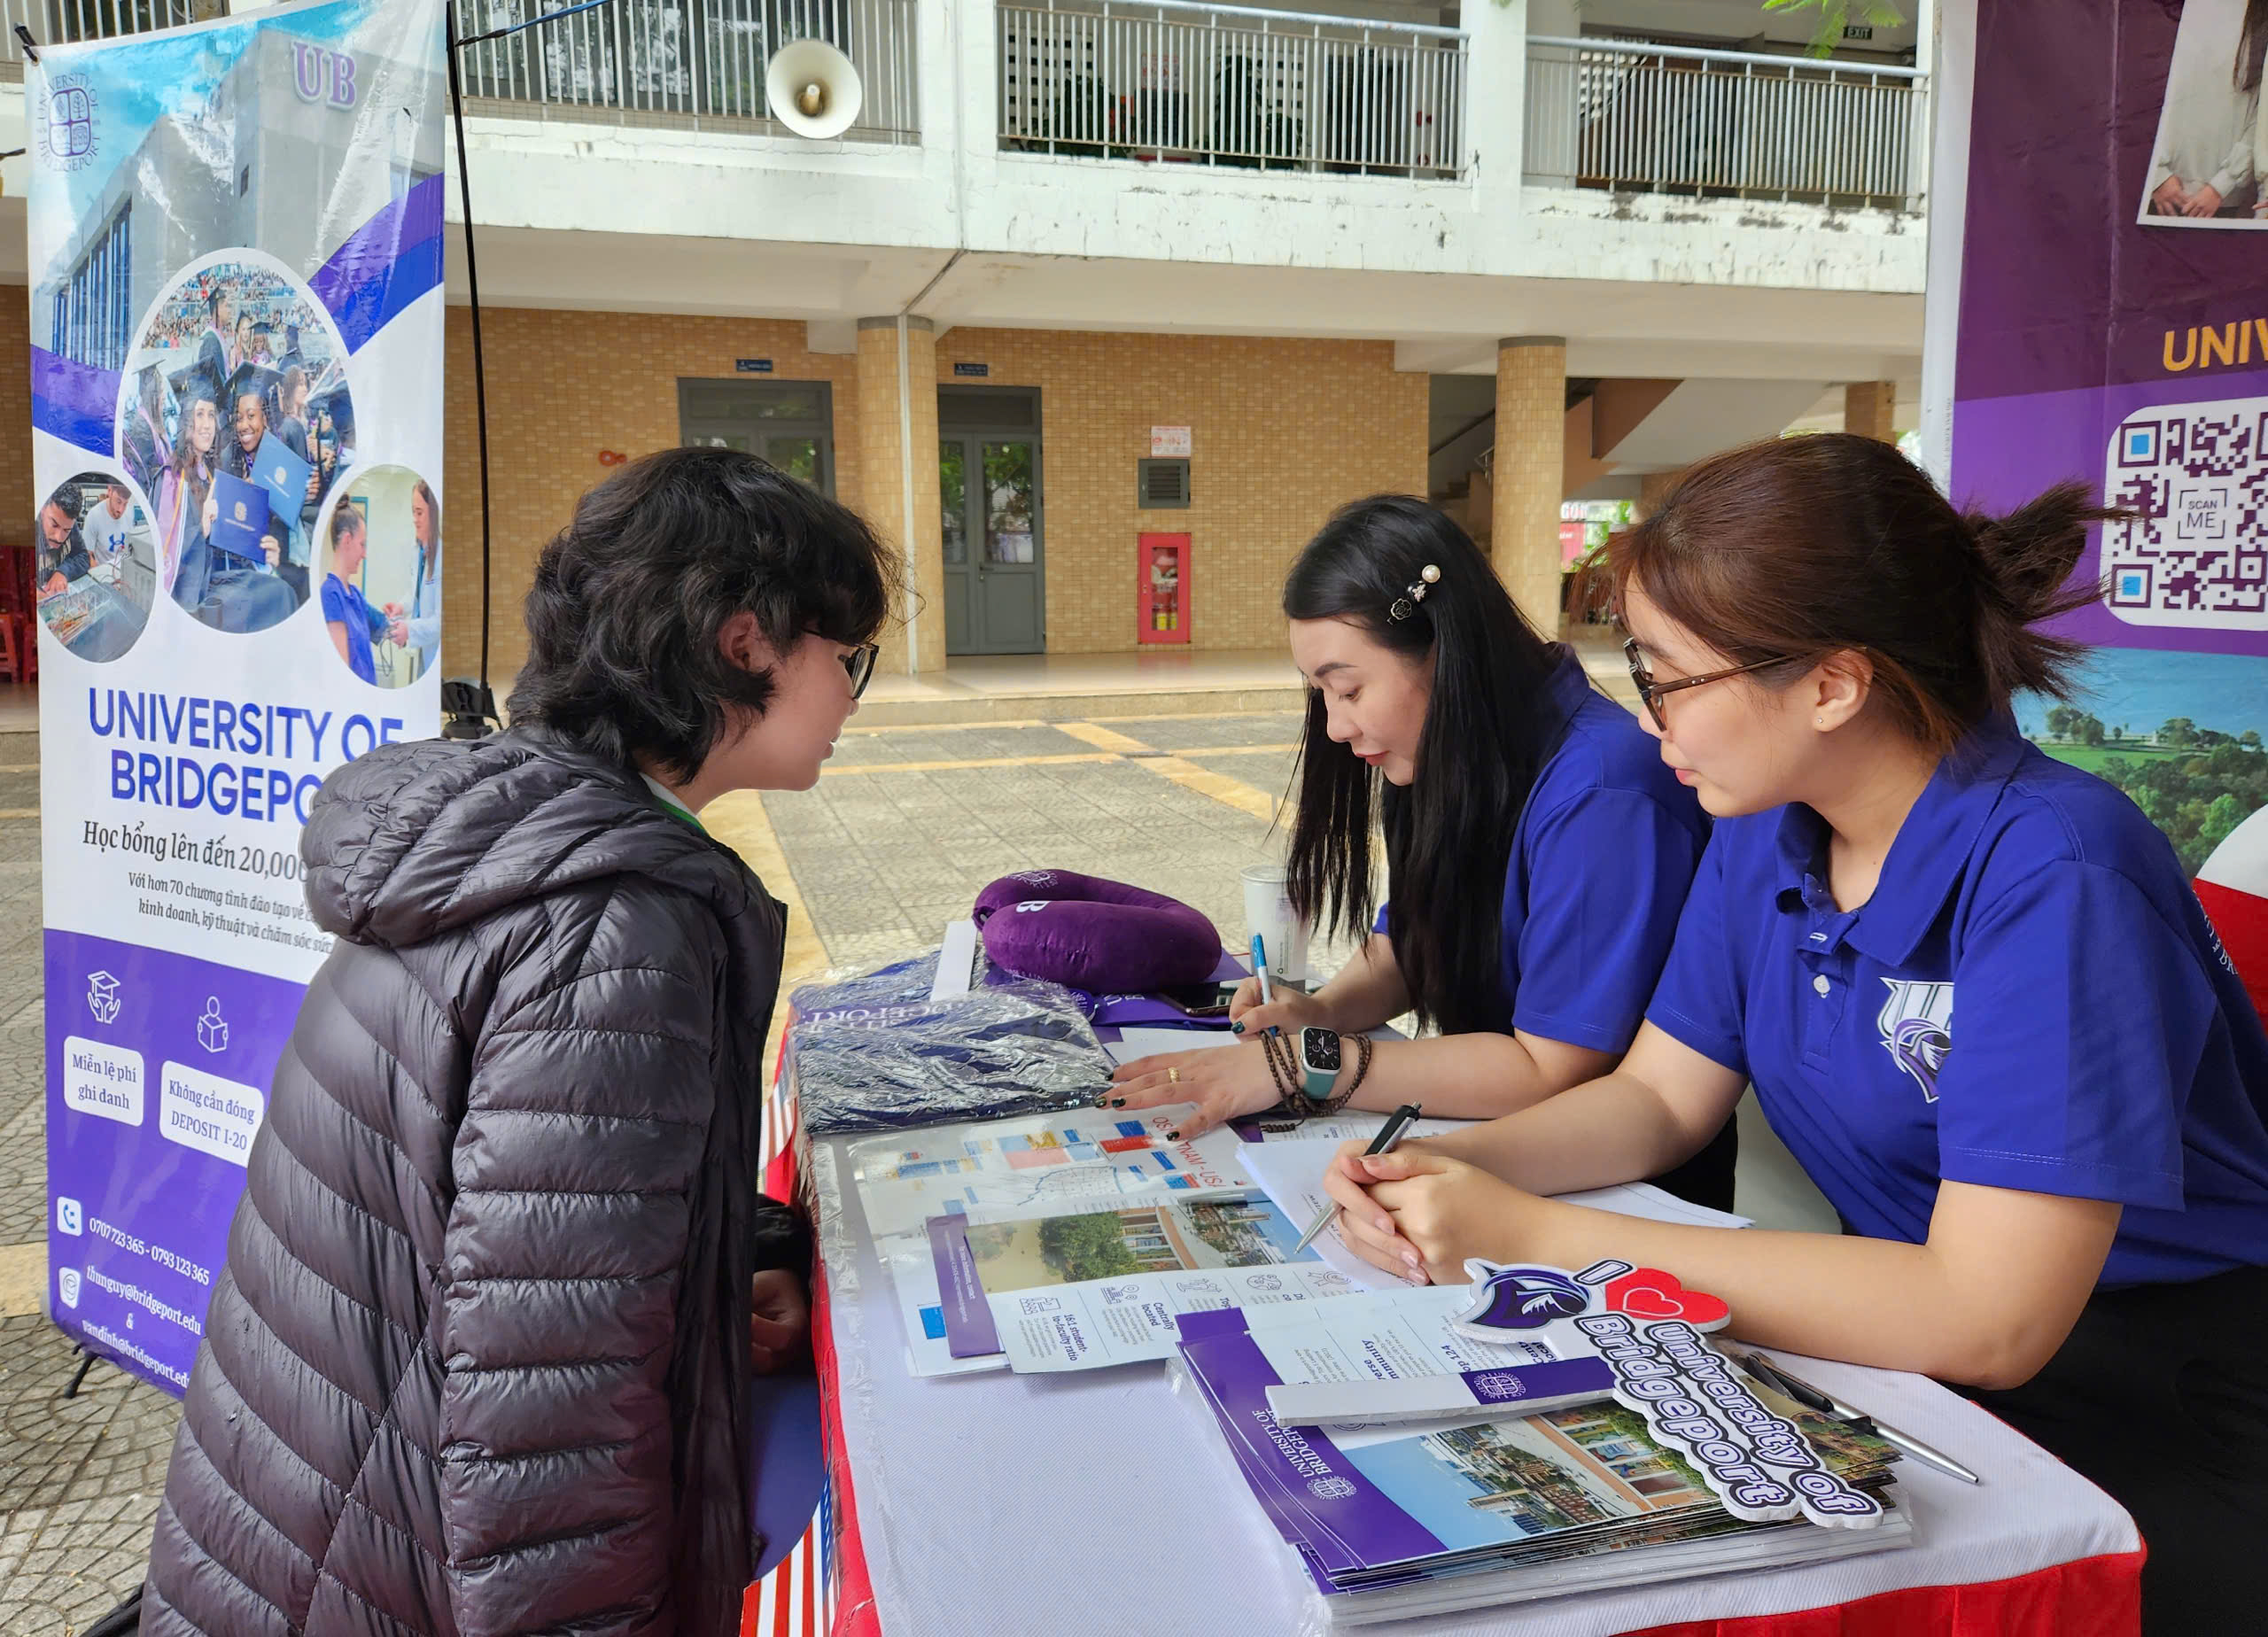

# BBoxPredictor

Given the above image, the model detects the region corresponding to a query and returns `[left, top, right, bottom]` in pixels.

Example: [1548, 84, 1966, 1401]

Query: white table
[794, 1133, 2142, 1637]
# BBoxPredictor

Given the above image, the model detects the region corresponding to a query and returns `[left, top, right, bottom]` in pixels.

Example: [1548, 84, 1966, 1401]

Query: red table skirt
[1629, 1548, 2143, 1636]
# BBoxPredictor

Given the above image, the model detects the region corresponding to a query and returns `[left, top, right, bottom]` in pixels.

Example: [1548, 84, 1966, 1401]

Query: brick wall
[441, 308, 1425, 678]
[932, 330, 1426, 653]
[0, 293, 30, 547]
[442, 308, 865, 687]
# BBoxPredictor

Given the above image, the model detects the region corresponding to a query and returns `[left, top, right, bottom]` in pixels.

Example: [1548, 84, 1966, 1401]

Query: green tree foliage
[2081, 728, 2268, 875]
[1038, 1213, 1144, 1283]
[1760, 0, 1909, 55]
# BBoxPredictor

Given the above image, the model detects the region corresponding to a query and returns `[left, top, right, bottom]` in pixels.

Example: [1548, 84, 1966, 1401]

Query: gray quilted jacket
[143, 726, 809, 1636]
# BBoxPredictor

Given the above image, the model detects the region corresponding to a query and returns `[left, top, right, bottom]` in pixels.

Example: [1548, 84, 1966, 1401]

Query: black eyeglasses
[841, 642, 881, 699]
[1623, 638, 1787, 732]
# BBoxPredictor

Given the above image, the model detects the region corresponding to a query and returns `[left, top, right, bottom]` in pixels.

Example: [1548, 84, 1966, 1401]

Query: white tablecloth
[809, 1139, 2140, 1637]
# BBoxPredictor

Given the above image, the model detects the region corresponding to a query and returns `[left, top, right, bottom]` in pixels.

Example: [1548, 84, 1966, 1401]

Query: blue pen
[1251, 935, 1278, 1036]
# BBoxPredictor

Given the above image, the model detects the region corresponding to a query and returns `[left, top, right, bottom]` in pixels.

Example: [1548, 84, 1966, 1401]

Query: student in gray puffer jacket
[142, 447, 897, 1636]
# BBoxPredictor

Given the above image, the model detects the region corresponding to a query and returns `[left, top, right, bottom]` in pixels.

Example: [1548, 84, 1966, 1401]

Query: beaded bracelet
[1258, 1028, 1304, 1106]
[1323, 1033, 1374, 1114]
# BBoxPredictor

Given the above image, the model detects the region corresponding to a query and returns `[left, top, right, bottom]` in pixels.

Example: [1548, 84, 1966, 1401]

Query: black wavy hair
[1284, 495, 1573, 1036]
[507, 446, 899, 780]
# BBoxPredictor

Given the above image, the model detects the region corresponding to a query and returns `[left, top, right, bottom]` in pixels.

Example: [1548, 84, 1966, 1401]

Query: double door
[940, 387, 1044, 655]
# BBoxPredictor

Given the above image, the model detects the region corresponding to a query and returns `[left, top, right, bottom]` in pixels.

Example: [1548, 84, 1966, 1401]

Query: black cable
[455, 0, 612, 50]
[444, 5, 497, 728]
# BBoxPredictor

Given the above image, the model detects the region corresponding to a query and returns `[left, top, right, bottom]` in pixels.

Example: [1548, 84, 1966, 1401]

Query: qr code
[2101, 396, 2268, 629]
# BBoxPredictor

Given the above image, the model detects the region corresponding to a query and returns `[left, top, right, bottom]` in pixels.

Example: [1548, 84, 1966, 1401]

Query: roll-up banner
[30, 0, 446, 1391]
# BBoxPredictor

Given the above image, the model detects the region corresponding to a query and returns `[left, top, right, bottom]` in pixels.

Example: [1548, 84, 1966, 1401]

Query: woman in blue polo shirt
[1111, 494, 1729, 1204]
[1322, 435, 2268, 1632]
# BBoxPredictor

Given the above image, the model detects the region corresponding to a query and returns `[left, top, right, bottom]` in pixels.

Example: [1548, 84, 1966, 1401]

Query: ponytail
[1960, 480, 2121, 715]
[1609, 433, 2124, 751]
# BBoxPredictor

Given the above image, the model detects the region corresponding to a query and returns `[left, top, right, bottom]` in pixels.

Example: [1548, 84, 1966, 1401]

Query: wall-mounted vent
[1138, 458, 1191, 508]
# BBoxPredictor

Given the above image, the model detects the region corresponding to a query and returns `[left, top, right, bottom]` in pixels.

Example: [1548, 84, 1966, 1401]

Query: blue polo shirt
[1379, 647, 1709, 1048]
[1647, 715, 2268, 1286]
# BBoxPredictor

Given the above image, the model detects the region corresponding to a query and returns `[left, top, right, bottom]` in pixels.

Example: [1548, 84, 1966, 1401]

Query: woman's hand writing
[1228, 976, 1332, 1039]
[1321, 1144, 1534, 1284]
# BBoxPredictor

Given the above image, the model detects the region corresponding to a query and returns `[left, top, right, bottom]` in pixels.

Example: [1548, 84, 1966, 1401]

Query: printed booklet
[1175, 1292, 1910, 1624]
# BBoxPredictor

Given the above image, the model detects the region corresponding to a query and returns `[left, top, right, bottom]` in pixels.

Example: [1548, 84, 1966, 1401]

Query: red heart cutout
[1604, 1268, 1730, 1330]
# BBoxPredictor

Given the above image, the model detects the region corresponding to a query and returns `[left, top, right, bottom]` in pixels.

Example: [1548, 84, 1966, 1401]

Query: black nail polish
[1231, 1021, 1245, 1035]
[1113, 1098, 1130, 1108]
[1166, 1130, 1181, 1141]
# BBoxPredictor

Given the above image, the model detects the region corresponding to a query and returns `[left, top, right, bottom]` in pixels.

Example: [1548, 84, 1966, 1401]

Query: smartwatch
[1297, 1028, 1343, 1103]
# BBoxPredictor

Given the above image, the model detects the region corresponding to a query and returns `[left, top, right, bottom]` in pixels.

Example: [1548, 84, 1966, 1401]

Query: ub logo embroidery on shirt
[1876, 980, 1953, 1103]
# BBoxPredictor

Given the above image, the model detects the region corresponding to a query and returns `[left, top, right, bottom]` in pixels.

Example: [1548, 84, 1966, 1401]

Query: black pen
[1290, 1103, 1421, 1256]
[1734, 1350, 1980, 1486]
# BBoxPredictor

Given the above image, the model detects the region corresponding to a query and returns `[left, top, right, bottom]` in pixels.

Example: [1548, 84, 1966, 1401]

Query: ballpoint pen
[1291, 1102, 1422, 1257]
[1734, 1350, 1981, 1486]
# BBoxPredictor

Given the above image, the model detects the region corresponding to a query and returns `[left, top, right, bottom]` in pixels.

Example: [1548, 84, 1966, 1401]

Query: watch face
[1302, 1028, 1341, 1071]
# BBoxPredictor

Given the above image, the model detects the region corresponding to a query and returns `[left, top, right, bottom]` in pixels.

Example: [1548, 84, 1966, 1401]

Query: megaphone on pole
[766, 38, 862, 139]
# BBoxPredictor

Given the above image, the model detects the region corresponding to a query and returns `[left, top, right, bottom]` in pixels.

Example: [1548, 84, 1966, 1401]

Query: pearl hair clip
[1389, 563, 1441, 622]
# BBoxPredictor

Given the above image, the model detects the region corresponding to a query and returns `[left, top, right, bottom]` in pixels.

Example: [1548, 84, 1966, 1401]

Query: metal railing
[0, 0, 209, 71]
[452, 0, 919, 143]
[998, 0, 1467, 179]
[1525, 35, 1926, 211]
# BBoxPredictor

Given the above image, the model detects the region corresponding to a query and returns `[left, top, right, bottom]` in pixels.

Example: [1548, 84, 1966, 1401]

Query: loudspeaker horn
[766, 38, 863, 140]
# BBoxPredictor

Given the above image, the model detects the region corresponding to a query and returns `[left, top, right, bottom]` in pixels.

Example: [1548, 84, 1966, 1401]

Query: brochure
[936, 1188, 1372, 1371]
[854, 1105, 1265, 1377]
[1176, 1293, 1908, 1624]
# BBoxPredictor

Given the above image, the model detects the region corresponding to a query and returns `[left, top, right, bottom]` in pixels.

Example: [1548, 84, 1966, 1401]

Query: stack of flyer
[1175, 1290, 1911, 1625]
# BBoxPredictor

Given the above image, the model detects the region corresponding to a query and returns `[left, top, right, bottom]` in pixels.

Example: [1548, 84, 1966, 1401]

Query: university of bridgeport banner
[28, 0, 444, 1392]
[1945, 1, 2268, 903]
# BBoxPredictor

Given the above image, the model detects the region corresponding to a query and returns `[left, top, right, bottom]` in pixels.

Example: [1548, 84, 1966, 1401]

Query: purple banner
[44, 930, 307, 1389]
[1949, 0, 2268, 885]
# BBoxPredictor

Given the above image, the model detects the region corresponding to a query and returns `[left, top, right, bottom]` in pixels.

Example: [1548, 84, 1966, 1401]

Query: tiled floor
[0, 694, 1836, 1626]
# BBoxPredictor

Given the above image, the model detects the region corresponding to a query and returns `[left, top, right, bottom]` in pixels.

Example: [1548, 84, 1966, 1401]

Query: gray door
[939, 387, 1044, 656]
[678, 377, 835, 495]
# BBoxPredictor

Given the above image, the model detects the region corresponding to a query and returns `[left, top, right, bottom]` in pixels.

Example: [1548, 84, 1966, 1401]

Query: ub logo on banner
[28, 0, 446, 1393]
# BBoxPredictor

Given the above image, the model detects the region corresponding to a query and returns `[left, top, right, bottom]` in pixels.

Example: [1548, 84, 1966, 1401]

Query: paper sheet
[1237, 1138, 1754, 1291]
[1103, 1027, 1239, 1066]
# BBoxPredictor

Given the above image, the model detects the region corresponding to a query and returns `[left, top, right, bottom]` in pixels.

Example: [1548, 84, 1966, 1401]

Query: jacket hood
[302, 725, 764, 949]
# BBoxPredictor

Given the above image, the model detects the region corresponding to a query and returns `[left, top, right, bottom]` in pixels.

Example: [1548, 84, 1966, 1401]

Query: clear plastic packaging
[788, 950, 1113, 1137]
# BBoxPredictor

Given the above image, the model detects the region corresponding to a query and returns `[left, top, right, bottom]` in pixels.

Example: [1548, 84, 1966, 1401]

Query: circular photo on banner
[319, 466, 439, 690]
[120, 255, 357, 637]
[35, 471, 159, 663]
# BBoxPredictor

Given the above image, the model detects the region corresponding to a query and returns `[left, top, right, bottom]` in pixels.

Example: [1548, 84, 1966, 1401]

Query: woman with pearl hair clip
[1111, 494, 1728, 1207]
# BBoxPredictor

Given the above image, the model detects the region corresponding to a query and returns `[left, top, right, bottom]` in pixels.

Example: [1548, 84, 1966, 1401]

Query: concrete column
[856, 316, 946, 676]
[1492, 336, 1567, 637]
[1844, 381, 1899, 444]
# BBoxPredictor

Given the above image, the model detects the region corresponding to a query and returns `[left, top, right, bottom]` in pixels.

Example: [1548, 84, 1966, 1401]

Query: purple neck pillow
[972, 870, 1223, 994]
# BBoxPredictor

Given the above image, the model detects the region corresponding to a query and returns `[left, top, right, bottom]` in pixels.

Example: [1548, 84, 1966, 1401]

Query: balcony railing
[0, 0, 208, 71]
[998, 0, 1467, 179]
[1525, 35, 1926, 212]
[451, 0, 918, 143]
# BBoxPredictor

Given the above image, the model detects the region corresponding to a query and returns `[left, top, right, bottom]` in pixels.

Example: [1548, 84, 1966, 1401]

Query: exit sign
[1842, 23, 1873, 38]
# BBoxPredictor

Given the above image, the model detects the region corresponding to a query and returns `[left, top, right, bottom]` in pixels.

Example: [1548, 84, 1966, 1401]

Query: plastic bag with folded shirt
[788, 950, 1111, 1136]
